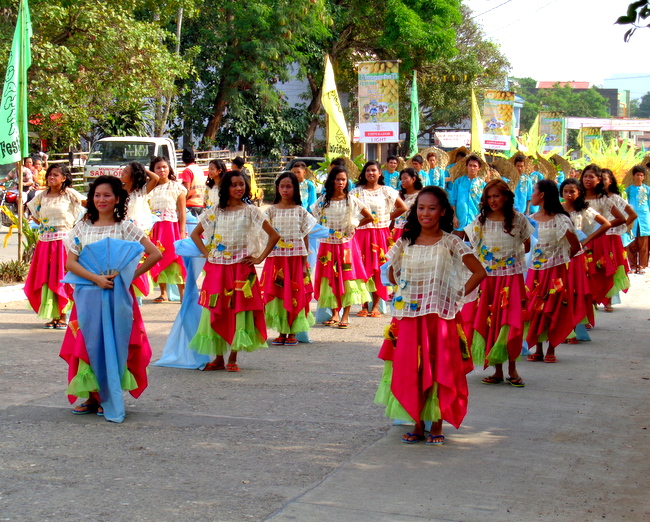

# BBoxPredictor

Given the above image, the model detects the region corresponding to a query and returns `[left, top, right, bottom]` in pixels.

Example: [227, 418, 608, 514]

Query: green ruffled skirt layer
[317, 278, 370, 310]
[155, 262, 185, 285]
[471, 325, 519, 367]
[265, 298, 315, 335]
[36, 286, 73, 320]
[606, 265, 630, 297]
[189, 308, 267, 356]
[65, 360, 138, 398]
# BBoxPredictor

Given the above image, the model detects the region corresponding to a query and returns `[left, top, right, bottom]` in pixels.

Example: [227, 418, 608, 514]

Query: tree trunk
[301, 72, 322, 155]
[203, 74, 236, 143]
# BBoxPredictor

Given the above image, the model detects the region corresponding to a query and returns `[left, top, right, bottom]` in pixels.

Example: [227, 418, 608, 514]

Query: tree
[616, 0, 650, 41]
[636, 91, 650, 118]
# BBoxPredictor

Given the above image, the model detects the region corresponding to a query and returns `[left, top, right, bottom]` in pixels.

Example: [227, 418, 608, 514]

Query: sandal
[284, 338, 299, 346]
[271, 337, 286, 345]
[604, 306, 614, 313]
[565, 338, 578, 345]
[482, 376, 504, 385]
[544, 355, 557, 363]
[426, 434, 445, 445]
[72, 402, 99, 415]
[356, 310, 369, 317]
[370, 310, 382, 318]
[43, 321, 56, 329]
[507, 377, 525, 387]
[527, 353, 543, 362]
[226, 363, 240, 372]
[55, 321, 68, 330]
[401, 432, 425, 444]
[203, 361, 226, 371]
[337, 322, 349, 329]
[322, 319, 337, 326]
[96, 406, 104, 417]
[153, 296, 169, 303]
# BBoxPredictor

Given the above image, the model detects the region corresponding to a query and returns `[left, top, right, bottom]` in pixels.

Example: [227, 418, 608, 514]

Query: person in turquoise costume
[426, 151, 446, 189]
[410, 155, 428, 187]
[445, 148, 467, 192]
[513, 155, 532, 214]
[382, 155, 400, 190]
[449, 154, 486, 231]
[291, 161, 317, 212]
[528, 165, 544, 213]
[626, 165, 650, 273]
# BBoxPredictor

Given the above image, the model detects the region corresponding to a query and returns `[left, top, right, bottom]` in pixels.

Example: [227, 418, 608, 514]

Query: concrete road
[1, 275, 649, 521]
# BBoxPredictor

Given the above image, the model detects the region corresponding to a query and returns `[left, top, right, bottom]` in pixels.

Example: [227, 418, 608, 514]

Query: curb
[0, 283, 26, 304]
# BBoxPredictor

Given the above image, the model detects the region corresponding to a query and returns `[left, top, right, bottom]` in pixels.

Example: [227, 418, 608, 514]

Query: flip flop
[153, 296, 169, 303]
[426, 434, 445, 445]
[226, 363, 240, 372]
[55, 321, 68, 330]
[271, 337, 286, 345]
[96, 407, 104, 417]
[507, 377, 525, 387]
[544, 355, 557, 363]
[370, 310, 382, 318]
[337, 322, 349, 329]
[527, 353, 543, 362]
[43, 321, 56, 329]
[482, 376, 504, 385]
[401, 432, 425, 444]
[284, 338, 299, 346]
[203, 361, 226, 371]
[356, 310, 369, 317]
[322, 319, 337, 326]
[72, 402, 99, 415]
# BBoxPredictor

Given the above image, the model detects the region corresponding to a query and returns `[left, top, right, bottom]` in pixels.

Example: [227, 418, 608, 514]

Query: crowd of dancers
[17, 149, 649, 442]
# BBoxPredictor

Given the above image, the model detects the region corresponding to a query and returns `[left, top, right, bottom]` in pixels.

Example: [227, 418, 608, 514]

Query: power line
[603, 74, 650, 80]
[484, 0, 559, 35]
[469, 0, 515, 20]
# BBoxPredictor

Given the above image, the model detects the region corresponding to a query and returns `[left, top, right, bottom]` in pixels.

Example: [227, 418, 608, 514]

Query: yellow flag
[470, 88, 484, 158]
[321, 55, 351, 157]
[528, 113, 540, 154]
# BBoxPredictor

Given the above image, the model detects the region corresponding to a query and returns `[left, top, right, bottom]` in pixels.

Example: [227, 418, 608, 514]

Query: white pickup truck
[84, 137, 177, 183]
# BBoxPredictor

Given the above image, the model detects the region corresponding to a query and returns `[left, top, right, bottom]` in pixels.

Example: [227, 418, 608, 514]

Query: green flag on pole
[408, 71, 419, 158]
[0, 0, 32, 165]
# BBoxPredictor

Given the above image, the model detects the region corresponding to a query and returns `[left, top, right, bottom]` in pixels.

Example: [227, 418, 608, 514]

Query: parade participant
[312, 166, 373, 329]
[465, 180, 533, 387]
[25, 165, 86, 329]
[391, 168, 422, 242]
[382, 155, 400, 190]
[580, 164, 627, 306]
[148, 156, 187, 303]
[291, 161, 317, 212]
[261, 172, 317, 345]
[179, 149, 206, 217]
[426, 151, 445, 189]
[449, 155, 486, 231]
[625, 165, 650, 275]
[513, 155, 532, 214]
[351, 161, 407, 317]
[560, 178, 610, 341]
[525, 180, 581, 363]
[189, 171, 280, 372]
[121, 162, 159, 231]
[410, 154, 428, 184]
[61, 176, 161, 422]
[205, 159, 226, 209]
[375, 186, 486, 445]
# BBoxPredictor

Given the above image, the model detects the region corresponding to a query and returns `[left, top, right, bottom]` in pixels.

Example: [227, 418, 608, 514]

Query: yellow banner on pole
[321, 55, 351, 157]
[470, 88, 484, 157]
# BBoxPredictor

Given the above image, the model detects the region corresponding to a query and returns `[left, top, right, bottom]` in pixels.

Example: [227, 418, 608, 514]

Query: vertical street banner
[482, 90, 515, 151]
[578, 126, 601, 150]
[321, 54, 351, 157]
[0, 0, 32, 165]
[540, 112, 565, 154]
[470, 88, 484, 156]
[357, 60, 400, 143]
[408, 71, 418, 157]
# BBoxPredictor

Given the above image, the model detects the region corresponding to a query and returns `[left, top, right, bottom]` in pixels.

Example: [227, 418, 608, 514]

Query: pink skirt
[390, 227, 404, 243]
[584, 235, 616, 304]
[314, 241, 368, 309]
[354, 227, 391, 300]
[568, 252, 594, 326]
[261, 255, 313, 329]
[149, 220, 186, 282]
[23, 239, 70, 317]
[377, 315, 473, 429]
[525, 263, 578, 347]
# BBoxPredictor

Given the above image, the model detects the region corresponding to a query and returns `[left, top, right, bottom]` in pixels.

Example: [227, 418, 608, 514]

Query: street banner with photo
[321, 54, 351, 157]
[578, 127, 601, 150]
[358, 60, 399, 143]
[482, 90, 514, 151]
[540, 112, 565, 154]
[0, 0, 32, 165]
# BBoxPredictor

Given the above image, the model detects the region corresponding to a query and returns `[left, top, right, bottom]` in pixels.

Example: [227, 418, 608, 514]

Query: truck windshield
[86, 141, 156, 166]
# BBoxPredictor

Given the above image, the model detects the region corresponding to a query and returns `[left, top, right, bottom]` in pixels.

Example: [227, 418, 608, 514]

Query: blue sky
[465, 0, 650, 98]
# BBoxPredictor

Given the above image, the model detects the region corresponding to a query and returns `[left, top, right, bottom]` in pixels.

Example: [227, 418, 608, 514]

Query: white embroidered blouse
[199, 204, 268, 265]
[311, 196, 367, 244]
[394, 192, 418, 230]
[350, 185, 399, 229]
[126, 186, 153, 232]
[465, 212, 534, 276]
[387, 234, 475, 319]
[266, 206, 317, 257]
[27, 189, 86, 241]
[205, 186, 220, 209]
[529, 214, 576, 270]
[605, 194, 627, 236]
[64, 220, 145, 256]
[149, 182, 186, 222]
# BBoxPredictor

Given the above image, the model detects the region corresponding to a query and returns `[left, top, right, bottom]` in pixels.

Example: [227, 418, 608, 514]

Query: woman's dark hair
[127, 161, 148, 191]
[232, 156, 245, 169]
[149, 156, 176, 181]
[330, 157, 346, 167]
[44, 164, 72, 194]
[580, 163, 605, 196]
[218, 171, 251, 209]
[86, 175, 129, 223]
[402, 186, 454, 244]
[560, 178, 589, 212]
[536, 179, 569, 217]
[478, 179, 516, 235]
[601, 168, 620, 195]
[357, 160, 384, 186]
[411, 154, 424, 166]
[207, 159, 226, 188]
[398, 168, 422, 199]
[274, 171, 302, 206]
[322, 166, 348, 208]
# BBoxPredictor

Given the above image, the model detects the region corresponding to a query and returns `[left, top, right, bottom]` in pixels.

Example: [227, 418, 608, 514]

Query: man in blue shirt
[382, 155, 400, 189]
[450, 154, 486, 231]
[426, 151, 446, 189]
[513, 155, 532, 214]
[291, 161, 317, 212]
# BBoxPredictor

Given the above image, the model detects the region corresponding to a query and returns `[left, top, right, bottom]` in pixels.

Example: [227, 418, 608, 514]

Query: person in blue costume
[528, 166, 544, 213]
[513, 155, 532, 214]
[291, 161, 317, 213]
[626, 165, 650, 274]
[426, 151, 446, 189]
[556, 170, 565, 186]
[410, 155, 429, 187]
[382, 155, 400, 190]
[449, 154, 486, 232]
